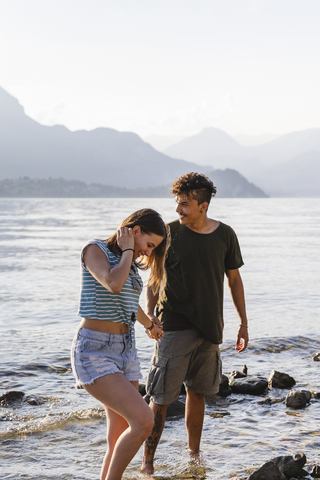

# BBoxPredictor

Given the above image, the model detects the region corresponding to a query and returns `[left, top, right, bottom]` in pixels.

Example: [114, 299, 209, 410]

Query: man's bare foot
[188, 448, 200, 457]
[141, 460, 154, 475]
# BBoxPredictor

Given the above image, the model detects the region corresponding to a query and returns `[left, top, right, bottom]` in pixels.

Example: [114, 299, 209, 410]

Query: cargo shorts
[146, 328, 222, 405]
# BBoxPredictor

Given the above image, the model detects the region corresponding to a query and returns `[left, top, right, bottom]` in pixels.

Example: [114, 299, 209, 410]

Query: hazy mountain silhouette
[262, 151, 320, 197]
[0, 87, 267, 197]
[0, 87, 204, 188]
[144, 134, 186, 151]
[164, 127, 320, 196]
[164, 128, 242, 159]
[234, 133, 280, 146]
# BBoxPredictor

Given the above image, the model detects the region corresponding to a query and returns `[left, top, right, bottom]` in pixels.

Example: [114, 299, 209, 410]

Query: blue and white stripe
[78, 239, 143, 349]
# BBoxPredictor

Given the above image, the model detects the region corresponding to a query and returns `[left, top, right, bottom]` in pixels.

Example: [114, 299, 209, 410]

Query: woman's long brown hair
[107, 209, 169, 294]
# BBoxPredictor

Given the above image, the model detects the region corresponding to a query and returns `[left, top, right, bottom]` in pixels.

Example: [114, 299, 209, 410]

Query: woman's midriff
[80, 318, 130, 334]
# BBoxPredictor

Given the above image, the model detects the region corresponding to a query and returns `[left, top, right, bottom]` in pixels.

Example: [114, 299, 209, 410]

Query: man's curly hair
[171, 172, 217, 205]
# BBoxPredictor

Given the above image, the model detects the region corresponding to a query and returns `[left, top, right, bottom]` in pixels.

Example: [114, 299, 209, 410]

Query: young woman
[71, 208, 168, 480]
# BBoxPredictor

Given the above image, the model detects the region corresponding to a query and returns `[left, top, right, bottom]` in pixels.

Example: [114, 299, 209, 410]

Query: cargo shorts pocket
[146, 355, 168, 396]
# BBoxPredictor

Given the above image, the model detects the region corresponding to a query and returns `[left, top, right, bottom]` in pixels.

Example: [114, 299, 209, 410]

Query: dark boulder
[311, 465, 320, 478]
[268, 370, 296, 389]
[166, 399, 185, 418]
[143, 394, 185, 419]
[248, 461, 287, 479]
[217, 374, 232, 397]
[285, 390, 311, 409]
[271, 453, 308, 478]
[139, 384, 146, 396]
[0, 391, 25, 405]
[229, 376, 268, 395]
[311, 391, 320, 399]
[312, 352, 320, 361]
[230, 370, 247, 380]
[180, 383, 186, 395]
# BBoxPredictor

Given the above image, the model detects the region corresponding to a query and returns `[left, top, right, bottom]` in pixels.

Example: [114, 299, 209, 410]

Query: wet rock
[312, 352, 320, 361]
[230, 370, 247, 380]
[229, 376, 268, 395]
[311, 465, 320, 478]
[268, 370, 296, 389]
[311, 391, 320, 399]
[25, 395, 41, 406]
[217, 374, 232, 397]
[143, 394, 185, 419]
[248, 461, 287, 479]
[166, 399, 185, 418]
[258, 396, 284, 406]
[285, 390, 311, 409]
[242, 364, 248, 375]
[139, 384, 146, 396]
[258, 397, 273, 405]
[180, 383, 186, 395]
[0, 391, 25, 405]
[271, 452, 308, 478]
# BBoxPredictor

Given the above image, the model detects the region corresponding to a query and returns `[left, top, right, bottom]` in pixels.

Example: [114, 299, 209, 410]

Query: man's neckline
[184, 220, 221, 235]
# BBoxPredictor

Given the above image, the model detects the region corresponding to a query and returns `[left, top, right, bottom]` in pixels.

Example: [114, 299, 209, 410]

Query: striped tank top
[78, 239, 143, 349]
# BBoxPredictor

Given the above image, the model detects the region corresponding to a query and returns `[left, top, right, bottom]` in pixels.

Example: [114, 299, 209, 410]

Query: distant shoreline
[0, 177, 171, 199]
[0, 176, 269, 199]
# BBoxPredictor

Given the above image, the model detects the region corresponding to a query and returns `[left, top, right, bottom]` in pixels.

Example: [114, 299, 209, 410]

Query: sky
[1, 0, 320, 138]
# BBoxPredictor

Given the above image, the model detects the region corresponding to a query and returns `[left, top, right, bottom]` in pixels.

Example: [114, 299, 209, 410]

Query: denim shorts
[146, 328, 222, 405]
[71, 327, 142, 389]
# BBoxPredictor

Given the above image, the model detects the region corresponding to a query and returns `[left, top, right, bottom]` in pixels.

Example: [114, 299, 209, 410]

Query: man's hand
[145, 315, 163, 340]
[235, 325, 249, 352]
[147, 314, 162, 328]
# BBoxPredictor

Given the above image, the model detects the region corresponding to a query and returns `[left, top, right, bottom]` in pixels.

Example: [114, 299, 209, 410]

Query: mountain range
[0, 86, 267, 197]
[162, 127, 320, 196]
[0, 87, 203, 189]
[1, 86, 318, 197]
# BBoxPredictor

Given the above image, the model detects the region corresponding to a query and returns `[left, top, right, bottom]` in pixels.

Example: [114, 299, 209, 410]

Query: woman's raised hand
[117, 227, 135, 252]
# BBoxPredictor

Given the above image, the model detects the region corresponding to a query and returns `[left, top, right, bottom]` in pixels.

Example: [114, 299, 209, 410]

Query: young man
[141, 172, 249, 474]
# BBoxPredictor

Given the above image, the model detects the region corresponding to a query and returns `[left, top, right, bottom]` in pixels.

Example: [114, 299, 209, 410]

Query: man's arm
[145, 284, 162, 328]
[225, 268, 249, 352]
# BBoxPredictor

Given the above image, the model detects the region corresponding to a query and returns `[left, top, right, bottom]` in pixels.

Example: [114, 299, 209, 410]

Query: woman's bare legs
[100, 407, 129, 479]
[84, 374, 154, 480]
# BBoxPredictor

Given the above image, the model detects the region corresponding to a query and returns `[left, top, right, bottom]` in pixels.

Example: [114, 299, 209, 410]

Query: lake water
[0, 197, 320, 479]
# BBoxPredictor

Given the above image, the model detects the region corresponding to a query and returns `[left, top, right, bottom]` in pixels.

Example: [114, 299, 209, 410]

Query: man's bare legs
[141, 401, 168, 474]
[141, 391, 205, 474]
[185, 391, 205, 453]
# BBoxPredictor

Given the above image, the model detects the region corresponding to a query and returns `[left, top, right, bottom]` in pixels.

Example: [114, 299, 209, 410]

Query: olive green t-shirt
[156, 220, 244, 344]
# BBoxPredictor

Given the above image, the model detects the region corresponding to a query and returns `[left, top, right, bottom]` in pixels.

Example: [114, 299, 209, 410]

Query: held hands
[117, 227, 134, 252]
[235, 325, 249, 352]
[145, 315, 163, 341]
[148, 323, 163, 341]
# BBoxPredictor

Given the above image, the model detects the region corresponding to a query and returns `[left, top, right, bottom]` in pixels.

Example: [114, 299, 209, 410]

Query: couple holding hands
[71, 172, 249, 480]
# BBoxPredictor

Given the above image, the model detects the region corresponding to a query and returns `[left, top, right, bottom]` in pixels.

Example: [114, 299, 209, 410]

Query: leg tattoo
[145, 408, 164, 456]
[141, 405, 167, 474]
